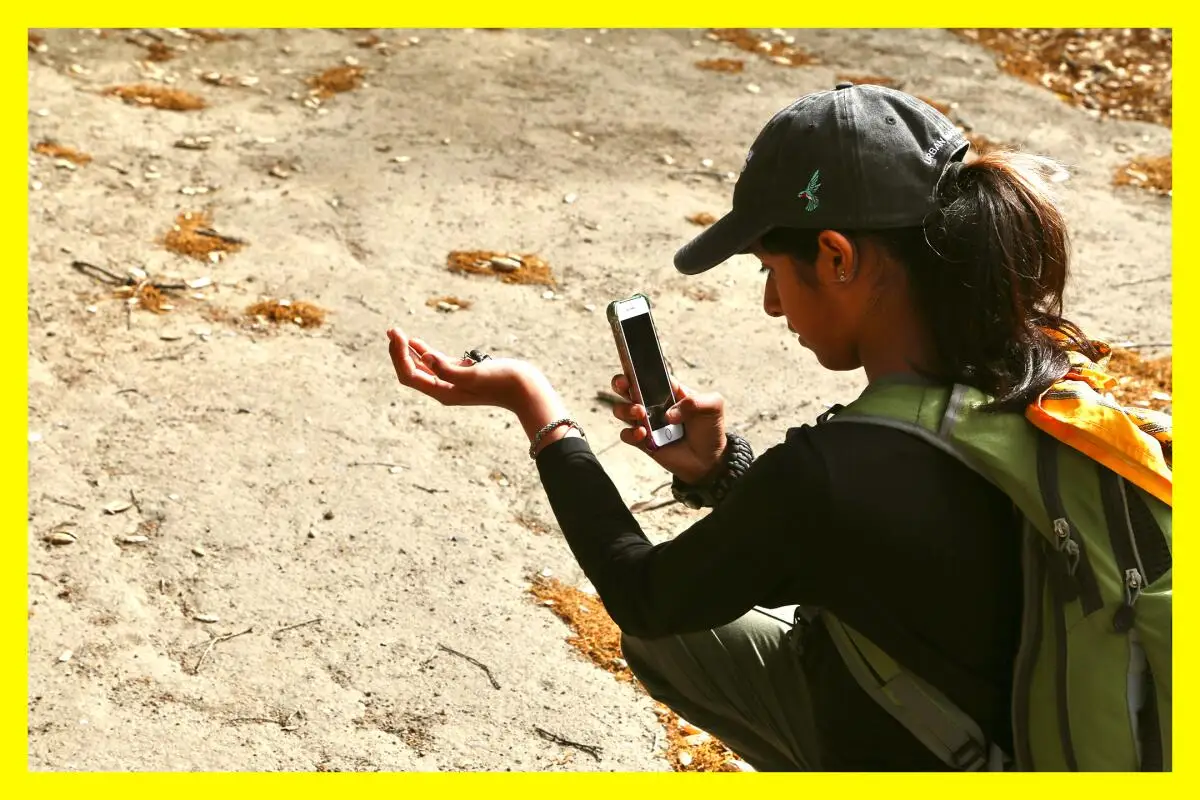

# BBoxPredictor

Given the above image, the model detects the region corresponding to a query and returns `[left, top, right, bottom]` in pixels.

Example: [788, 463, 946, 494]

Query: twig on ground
[71, 260, 188, 290]
[228, 709, 305, 731]
[272, 617, 323, 638]
[1113, 272, 1171, 288]
[148, 341, 199, 362]
[194, 227, 247, 245]
[345, 294, 384, 315]
[348, 461, 409, 469]
[129, 489, 142, 514]
[630, 497, 678, 513]
[412, 484, 444, 494]
[594, 439, 623, 456]
[437, 643, 501, 689]
[44, 495, 86, 511]
[191, 626, 254, 674]
[533, 726, 603, 761]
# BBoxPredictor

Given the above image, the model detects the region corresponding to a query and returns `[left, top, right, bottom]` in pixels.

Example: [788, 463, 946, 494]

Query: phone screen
[620, 312, 673, 430]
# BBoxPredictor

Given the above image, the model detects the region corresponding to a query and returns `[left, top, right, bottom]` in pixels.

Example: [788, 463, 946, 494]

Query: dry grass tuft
[33, 140, 92, 165]
[952, 28, 1172, 126]
[447, 251, 557, 288]
[1113, 154, 1172, 196]
[245, 299, 327, 329]
[103, 84, 207, 111]
[529, 576, 743, 771]
[1107, 348, 1172, 411]
[307, 65, 367, 98]
[708, 28, 819, 67]
[695, 58, 745, 73]
[161, 211, 245, 261]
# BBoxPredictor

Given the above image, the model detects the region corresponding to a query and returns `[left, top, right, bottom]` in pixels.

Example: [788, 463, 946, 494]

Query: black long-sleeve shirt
[535, 419, 1024, 771]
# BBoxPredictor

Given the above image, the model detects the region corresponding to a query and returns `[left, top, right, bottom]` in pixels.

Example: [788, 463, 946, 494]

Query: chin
[812, 349, 861, 372]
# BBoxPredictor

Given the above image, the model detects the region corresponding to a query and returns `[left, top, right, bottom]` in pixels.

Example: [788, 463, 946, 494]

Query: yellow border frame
[15, 13, 1186, 792]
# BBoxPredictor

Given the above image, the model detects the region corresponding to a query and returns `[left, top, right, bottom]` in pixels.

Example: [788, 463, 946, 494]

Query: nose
[762, 274, 784, 318]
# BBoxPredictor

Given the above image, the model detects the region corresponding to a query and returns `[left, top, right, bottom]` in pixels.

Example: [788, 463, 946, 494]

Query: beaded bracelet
[529, 418, 585, 460]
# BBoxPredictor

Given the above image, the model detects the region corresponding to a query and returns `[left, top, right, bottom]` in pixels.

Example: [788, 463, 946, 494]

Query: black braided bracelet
[671, 432, 755, 510]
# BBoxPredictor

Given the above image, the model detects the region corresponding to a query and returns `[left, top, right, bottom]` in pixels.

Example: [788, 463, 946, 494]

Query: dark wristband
[671, 432, 755, 510]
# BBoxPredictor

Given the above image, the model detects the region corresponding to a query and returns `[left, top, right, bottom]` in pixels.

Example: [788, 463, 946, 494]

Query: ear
[814, 230, 857, 286]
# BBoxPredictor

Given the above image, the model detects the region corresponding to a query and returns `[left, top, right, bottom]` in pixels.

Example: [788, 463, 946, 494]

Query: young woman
[386, 84, 1108, 770]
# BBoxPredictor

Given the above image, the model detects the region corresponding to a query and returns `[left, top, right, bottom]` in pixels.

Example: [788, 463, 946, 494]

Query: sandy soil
[27, 28, 1171, 771]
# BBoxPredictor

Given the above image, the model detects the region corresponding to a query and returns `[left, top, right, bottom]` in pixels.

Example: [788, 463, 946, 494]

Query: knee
[620, 631, 666, 689]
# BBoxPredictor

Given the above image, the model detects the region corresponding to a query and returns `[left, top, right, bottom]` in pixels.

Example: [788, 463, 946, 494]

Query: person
[385, 84, 1153, 771]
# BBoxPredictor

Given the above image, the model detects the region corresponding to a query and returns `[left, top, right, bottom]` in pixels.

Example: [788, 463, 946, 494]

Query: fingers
[387, 328, 462, 402]
[610, 400, 645, 425]
[619, 424, 648, 447]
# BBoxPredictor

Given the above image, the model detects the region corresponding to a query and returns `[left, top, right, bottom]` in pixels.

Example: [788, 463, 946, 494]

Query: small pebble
[563, 193, 578, 204]
[194, 613, 219, 623]
[58, 650, 73, 663]
[746, 83, 762, 94]
[700, 158, 713, 168]
[323, 510, 334, 520]
[192, 546, 206, 557]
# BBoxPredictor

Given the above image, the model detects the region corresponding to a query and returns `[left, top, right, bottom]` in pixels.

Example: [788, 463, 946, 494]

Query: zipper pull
[1052, 517, 1080, 576]
[1113, 568, 1144, 633]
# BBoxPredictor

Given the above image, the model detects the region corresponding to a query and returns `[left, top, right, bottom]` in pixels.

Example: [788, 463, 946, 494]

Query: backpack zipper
[1036, 435, 1103, 615]
[1098, 470, 1147, 632]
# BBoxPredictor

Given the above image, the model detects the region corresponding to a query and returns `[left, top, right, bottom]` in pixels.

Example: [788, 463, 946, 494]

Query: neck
[858, 304, 939, 385]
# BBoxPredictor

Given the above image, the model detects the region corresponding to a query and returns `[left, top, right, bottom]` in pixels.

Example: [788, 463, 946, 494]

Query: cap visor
[673, 208, 771, 275]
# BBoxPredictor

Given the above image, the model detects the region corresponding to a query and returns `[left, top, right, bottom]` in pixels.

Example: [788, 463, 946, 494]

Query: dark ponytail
[760, 149, 1103, 411]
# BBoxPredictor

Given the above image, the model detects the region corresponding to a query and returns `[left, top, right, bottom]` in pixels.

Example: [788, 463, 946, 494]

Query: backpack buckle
[816, 404, 845, 425]
[950, 739, 988, 771]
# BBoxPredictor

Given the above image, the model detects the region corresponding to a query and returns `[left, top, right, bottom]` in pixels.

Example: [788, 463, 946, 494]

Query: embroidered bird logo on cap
[798, 169, 821, 212]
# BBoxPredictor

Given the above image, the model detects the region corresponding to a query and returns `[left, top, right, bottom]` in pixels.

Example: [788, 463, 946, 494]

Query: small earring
[836, 270, 847, 282]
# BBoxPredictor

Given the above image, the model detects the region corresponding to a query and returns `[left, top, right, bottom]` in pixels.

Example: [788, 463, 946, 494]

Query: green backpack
[807, 380, 1172, 771]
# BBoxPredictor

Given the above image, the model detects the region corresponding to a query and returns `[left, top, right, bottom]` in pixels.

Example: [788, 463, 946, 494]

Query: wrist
[693, 438, 729, 487]
[512, 372, 569, 440]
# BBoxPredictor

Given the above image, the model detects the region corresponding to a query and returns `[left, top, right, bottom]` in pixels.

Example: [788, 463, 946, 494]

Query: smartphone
[607, 294, 685, 450]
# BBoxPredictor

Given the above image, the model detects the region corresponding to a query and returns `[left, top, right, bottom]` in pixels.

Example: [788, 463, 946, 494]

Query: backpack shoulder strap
[818, 610, 1007, 770]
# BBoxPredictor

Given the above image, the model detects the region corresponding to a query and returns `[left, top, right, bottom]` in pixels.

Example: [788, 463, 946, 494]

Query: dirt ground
[27, 28, 1171, 772]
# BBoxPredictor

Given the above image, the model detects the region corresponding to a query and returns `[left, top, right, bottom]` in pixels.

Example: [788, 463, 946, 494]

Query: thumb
[667, 391, 723, 423]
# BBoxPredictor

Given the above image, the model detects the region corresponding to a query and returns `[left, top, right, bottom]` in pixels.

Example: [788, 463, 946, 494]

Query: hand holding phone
[608, 372, 730, 486]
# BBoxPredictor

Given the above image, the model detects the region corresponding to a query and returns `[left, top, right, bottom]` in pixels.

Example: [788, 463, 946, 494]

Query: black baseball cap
[674, 82, 970, 275]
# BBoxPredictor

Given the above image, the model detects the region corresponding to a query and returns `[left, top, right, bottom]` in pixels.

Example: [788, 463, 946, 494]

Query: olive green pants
[620, 606, 822, 772]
